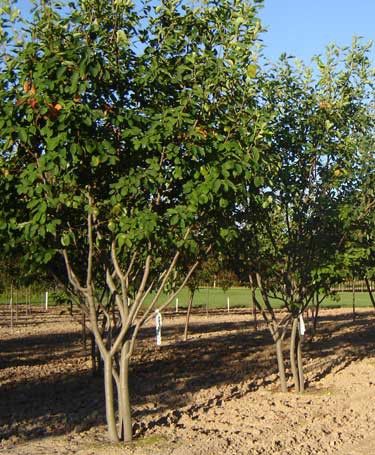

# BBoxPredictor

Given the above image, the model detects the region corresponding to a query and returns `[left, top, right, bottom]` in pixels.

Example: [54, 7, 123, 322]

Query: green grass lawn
[144, 287, 373, 310]
[0, 287, 372, 309]
[0, 290, 55, 307]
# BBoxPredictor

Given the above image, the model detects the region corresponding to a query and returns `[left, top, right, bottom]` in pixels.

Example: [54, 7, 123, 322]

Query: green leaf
[71, 71, 80, 92]
[170, 214, 179, 225]
[254, 176, 264, 187]
[91, 156, 100, 167]
[246, 64, 257, 79]
[219, 198, 228, 208]
[61, 233, 71, 247]
[18, 128, 28, 143]
[46, 136, 60, 151]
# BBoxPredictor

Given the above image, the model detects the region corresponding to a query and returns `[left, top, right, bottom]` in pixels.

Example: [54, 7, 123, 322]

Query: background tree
[339, 136, 375, 309]
[231, 41, 374, 392]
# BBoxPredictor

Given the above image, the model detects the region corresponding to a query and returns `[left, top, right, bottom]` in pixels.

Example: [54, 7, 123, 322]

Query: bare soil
[0, 306, 374, 455]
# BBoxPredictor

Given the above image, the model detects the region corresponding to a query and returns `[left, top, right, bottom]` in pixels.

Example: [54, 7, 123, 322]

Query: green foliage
[338, 136, 375, 281]
[230, 40, 374, 312]
[0, 0, 266, 289]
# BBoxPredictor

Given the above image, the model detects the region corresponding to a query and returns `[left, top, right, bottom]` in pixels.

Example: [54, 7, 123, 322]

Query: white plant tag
[299, 314, 306, 336]
[155, 310, 162, 346]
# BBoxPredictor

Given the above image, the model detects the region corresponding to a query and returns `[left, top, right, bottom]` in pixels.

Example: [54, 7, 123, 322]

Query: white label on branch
[299, 314, 306, 336]
[155, 310, 162, 346]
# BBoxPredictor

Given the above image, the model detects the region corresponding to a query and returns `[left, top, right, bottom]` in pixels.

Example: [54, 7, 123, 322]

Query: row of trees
[0, 0, 374, 443]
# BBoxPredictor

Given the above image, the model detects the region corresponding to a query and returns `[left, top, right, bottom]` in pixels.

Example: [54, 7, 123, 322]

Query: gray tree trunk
[104, 356, 119, 442]
[290, 318, 300, 392]
[183, 291, 194, 341]
[10, 285, 13, 331]
[120, 341, 132, 442]
[275, 336, 287, 392]
[352, 281, 356, 322]
[297, 331, 304, 392]
[251, 287, 258, 331]
[312, 295, 321, 335]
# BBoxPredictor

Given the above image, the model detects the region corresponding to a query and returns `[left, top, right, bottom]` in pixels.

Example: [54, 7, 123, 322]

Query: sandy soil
[0, 306, 374, 455]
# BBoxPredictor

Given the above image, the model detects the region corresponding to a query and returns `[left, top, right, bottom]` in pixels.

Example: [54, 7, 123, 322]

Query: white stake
[155, 310, 162, 346]
[175, 298, 179, 313]
[299, 314, 306, 336]
[227, 296, 230, 313]
[45, 291, 48, 311]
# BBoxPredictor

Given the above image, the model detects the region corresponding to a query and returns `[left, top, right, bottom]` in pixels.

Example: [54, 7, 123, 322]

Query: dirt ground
[0, 305, 374, 455]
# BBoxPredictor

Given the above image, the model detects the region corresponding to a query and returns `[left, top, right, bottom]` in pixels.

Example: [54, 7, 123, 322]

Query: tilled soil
[0, 306, 374, 455]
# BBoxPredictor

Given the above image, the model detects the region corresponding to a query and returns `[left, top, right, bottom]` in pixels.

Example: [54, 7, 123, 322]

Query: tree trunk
[290, 318, 300, 392]
[103, 356, 119, 442]
[119, 341, 132, 442]
[27, 288, 31, 315]
[275, 335, 287, 392]
[364, 277, 375, 309]
[251, 287, 258, 331]
[10, 291, 13, 331]
[352, 281, 356, 322]
[312, 293, 321, 335]
[97, 345, 103, 375]
[82, 312, 87, 353]
[183, 291, 194, 341]
[15, 289, 18, 322]
[297, 331, 304, 392]
[90, 334, 97, 375]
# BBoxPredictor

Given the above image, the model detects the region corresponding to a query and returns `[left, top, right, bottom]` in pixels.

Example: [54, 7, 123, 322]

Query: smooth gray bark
[120, 341, 132, 442]
[297, 331, 304, 392]
[104, 357, 119, 442]
[251, 287, 258, 331]
[290, 318, 300, 392]
[275, 336, 287, 393]
[352, 281, 356, 322]
[183, 291, 194, 341]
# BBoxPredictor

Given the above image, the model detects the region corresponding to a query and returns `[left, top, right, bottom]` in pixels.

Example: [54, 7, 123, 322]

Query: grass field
[0, 287, 372, 309]
[158, 287, 373, 310]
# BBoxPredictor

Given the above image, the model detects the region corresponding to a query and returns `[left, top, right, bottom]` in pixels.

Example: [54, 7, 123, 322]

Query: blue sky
[15, 0, 375, 63]
[259, 0, 375, 62]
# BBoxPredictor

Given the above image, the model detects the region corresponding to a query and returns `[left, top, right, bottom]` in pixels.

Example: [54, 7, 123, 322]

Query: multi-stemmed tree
[0, 0, 268, 442]
[231, 41, 374, 392]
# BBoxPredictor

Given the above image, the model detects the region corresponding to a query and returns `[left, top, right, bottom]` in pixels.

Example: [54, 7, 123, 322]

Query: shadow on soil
[0, 309, 373, 443]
